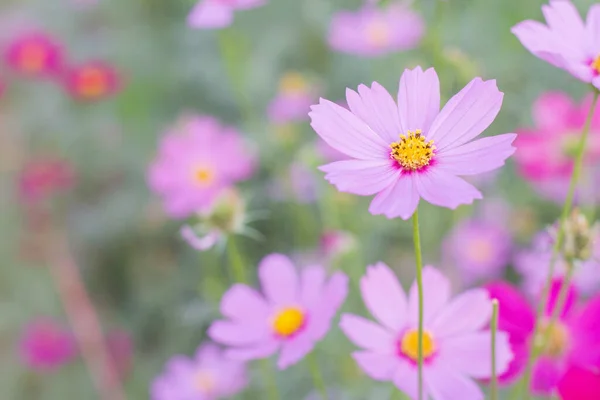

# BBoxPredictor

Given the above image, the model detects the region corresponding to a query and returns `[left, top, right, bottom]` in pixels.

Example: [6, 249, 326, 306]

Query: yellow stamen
[279, 72, 307, 95]
[592, 55, 600, 74]
[400, 329, 436, 361]
[193, 166, 215, 186]
[272, 307, 305, 337]
[390, 129, 435, 171]
[535, 320, 569, 358]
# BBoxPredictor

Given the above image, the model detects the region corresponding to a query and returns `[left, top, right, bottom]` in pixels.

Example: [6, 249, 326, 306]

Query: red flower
[65, 61, 120, 101]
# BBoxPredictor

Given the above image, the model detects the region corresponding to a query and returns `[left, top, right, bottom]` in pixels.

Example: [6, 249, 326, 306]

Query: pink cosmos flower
[187, 0, 266, 29]
[151, 343, 247, 399]
[267, 72, 317, 124]
[515, 91, 600, 203]
[310, 66, 517, 219]
[558, 365, 600, 400]
[4, 31, 63, 77]
[320, 230, 355, 261]
[340, 264, 512, 399]
[19, 318, 77, 372]
[147, 115, 255, 219]
[18, 158, 75, 203]
[208, 254, 348, 369]
[64, 61, 121, 101]
[328, 2, 424, 57]
[512, 0, 600, 89]
[442, 218, 512, 285]
[486, 281, 600, 395]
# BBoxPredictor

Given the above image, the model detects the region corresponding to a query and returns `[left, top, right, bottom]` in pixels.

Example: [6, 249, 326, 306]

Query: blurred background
[1, 0, 598, 398]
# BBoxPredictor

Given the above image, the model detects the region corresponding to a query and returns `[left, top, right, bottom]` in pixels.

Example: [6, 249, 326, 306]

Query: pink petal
[360, 262, 408, 332]
[305, 272, 349, 341]
[541, 0, 585, 51]
[511, 21, 572, 69]
[368, 174, 419, 220]
[397, 67, 440, 134]
[586, 5, 600, 55]
[545, 279, 577, 319]
[277, 336, 315, 369]
[258, 254, 299, 305]
[300, 267, 326, 308]
[309, 99, 389, 160]
[425, 363, 484, 400]
[352, 351, 400, 381]
[392, 361, 420, 399]
[187, 0, 233, 29]
[485, 282, 536, 341]
[208, 320, 268, 346]
[414, 168, 482, 210]
[569, 295, 600, 367]
[346, 83, 402, 143]
[437, 134, 516, 176]
[220, 284, 270, 322]
[428, 78, 503, 152]
[224, 340, 279, 361]
[558, 366, 600, 400]
[319, 159, 400, 196]
[339, 314, 395, 352]
[531, 356, 563, 396]
[533, 92, 576, 131]
[408, 266, 450, 326]
[429, 289, 492, 337]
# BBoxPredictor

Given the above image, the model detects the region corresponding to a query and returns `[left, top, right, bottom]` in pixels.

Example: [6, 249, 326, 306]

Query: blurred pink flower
[486, 281, 600, 395]
[18, 158, 75, 203]
[512, 0, 600, 89]
[267, 72, 317, 124]
[4, 31, 63, 77]
[188, 0, 266, 29]
[106, 330, 133, 379]
[64, 61, 121, 101]
[328, 2, 424, 57]
[151, 343, 247, 399]
[340, 264, 512, 399]
[310, 66, 516, 220]
[208, 254, 348, 369]
[320, 230, 355, 261]
[19, 318, 77, 372]
[147, 115, 255, 219]
[558, 365, 600, 400]
[442, 219, 512, 285]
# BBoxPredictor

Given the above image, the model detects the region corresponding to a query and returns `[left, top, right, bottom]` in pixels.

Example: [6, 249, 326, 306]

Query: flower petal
[346, 83, 402, 143]
[393, 361, 421, 399]
[300, 266, 326, 308]
[531, 357, 563, 396]
[187, 0, 234, 29]
[310, 99, 389, 160]
[319, 159, 400, 196]
[224, 340, 280, 361]
[485, 282, 536, 341]
[541, 0, 585, 51]
[427, 78, 503, 152]
[352, 351, 400, 381]
[368, 174, 420, 220]
[277, 336, 315, 370]
[425, 363, 484, 400]
[220, 284, 270, 322]
[208, 320, 268, 346]
[339, 314, 395, 352]
[511, 21, 572, 69]
[306, 272, 349, 341]
[437, 134, 516, 176]
[558, 366, 600, 400]
[258, 254, 299, 305]
[429, 289, 492, 337]
[397, 67, 440, 134]
[360, 262, 408, 332]
[408, 266, 450, 326]
[586, 5, 600, 55]
[415, 168, 482, 210]
[532, 92, 576, 131]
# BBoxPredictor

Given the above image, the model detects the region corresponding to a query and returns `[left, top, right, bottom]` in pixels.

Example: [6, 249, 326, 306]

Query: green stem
[490, 299, 499, 400]
[539, 263, 576, 350]
[226, 236, 246, 283]
[412, 210, 424, 400]
[308, 352, 329, 400]
[520, 89, 599, 399]
[260, 359, 280, 400]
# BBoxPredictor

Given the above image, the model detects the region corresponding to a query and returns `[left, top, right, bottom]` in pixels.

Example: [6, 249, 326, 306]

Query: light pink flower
[151, 343, 247, 399]
[147, 115, 255, 219]
[267, 72, 317, 124]
[328, 3, 424, 57]
[340, 264, 512, 399]
[512, 0, 600, 88]
[19, 318, 77, 372]
[209, 254, 348, 369]
[187, 0, 266, 29]
[310, 66, 516, 220]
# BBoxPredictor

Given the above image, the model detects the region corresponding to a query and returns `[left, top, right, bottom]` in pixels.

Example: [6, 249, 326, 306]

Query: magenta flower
[106, 330, 133, 378]
[19, 318, 77, 372]
[310, 67, 517, 219]
[18, 157, 75, 203]
[151, 343, 247, 399]
[267, 72, 317, 125]
[514, 91, 600, 204]
[512, 0, 600, 88]
[187, 0, 266, 29]
[328, 2, 424, 57]
[442, 218, 512, 285]
[147, 115, 255, 219]
[209, 254, 348, 369]
[486, 281, 600, 395]
[340, 263, 512, 399]
[4, 31, 63, 77]
[558, 365, 600, 400]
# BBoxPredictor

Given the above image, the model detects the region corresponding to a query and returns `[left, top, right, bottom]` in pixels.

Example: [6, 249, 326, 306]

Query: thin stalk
[308, 352, 329, 400]
[226, 236, 246, 283]
[521, 90, 599, 398]
[260, 359, 280, 400]
[412, 210, 424, 400]
[490, 299, 499, 400]
[539, 263, 576, 349]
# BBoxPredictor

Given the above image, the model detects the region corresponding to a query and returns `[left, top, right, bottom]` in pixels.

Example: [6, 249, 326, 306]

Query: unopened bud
[552, 209, 596, 262]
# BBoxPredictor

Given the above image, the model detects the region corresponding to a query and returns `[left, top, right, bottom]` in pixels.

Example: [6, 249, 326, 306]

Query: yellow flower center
[77, 67, 108, 98]
[592, 55, 600, 74]
[366, 20, 390, 47]
[535, 320, 570, 358]
[194, 369, 216, 394]
[390, 130, 436, 171]
[20, 42, 47, 72]
[279, 72, 308, 95]
[193, 166, 215, 186]
[400, 329, 436, 361]
[466, 238, 494, 263]
[272, 307, 305, 337]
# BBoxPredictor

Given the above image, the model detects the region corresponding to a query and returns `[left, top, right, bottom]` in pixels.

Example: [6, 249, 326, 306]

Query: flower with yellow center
[271, 306, 306, 338]
[279, 72, 308, 96]
[591, 55, 600, 75]
[192, 166, 215, 186]
[399, 329, 436, 361]
[390, 129, 436, 171]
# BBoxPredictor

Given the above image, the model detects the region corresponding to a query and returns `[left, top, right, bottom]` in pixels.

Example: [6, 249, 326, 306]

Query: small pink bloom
[486, 281, 600, 395]
[558, 365, 600, 400]
[19, 318, 77, 372]
[209, 254, 349, 369]
[188, 0, 266, 29]
[106, 330, 133, 378]
[4, 31, 63, 77]
[512, 0, 600, 89]
[328, 3, 424, 57]
[267, 72, 317, 124]
[320, 230, 355, 261]
[18, 158, 75, 203]
[147, 115, 255, 219]
[151, 343, 247, 399]
[310, 66, 517, 220]
[341, 264, 512, 399]
[64, 61, 121, 101]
